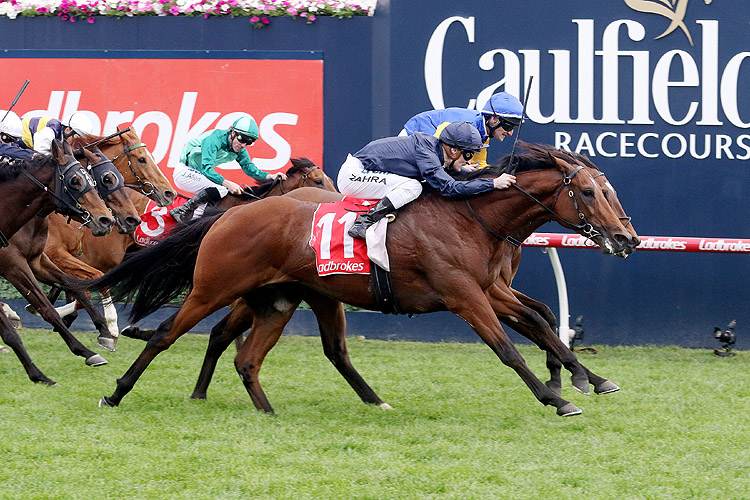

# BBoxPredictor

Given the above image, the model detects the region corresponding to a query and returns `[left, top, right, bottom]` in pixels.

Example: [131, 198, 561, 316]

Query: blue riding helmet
[481, 92, 524, 125]
[438, 121, 484, 151]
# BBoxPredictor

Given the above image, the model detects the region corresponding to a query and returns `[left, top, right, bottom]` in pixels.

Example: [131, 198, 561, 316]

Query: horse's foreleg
[192, 300, 254, 400]
[3, 265, 106, 367]
[100, 294, 219, 407]
[305, 292, 388, 408]
[446, 290, 581, 416]
[509, 287, 619, 396]
[0, 314, 57, 385]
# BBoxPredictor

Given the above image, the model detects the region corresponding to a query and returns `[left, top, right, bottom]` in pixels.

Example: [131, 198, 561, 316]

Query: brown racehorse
[187, 147, 640, 401]
[86, 143, 638, 416]
[38, 129, 176, 337]
[121, 148, 638, 402]
[0, 145, 139, 353]
[0, 140, 114, 385]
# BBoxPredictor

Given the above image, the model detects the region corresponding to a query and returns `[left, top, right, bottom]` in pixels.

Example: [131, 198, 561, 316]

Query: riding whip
[2, 79, 30, 123]
[506, 76, 533, 175]
[83, 127, 131, 149]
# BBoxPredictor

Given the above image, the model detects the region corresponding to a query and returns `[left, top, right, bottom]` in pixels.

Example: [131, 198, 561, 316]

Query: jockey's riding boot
[169, 187, 220, 223]
[348, 198, 396, 240]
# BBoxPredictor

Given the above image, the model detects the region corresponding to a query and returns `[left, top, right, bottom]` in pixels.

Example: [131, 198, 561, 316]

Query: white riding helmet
[0, 110, 23, 139]
[63, 112, 94, 136]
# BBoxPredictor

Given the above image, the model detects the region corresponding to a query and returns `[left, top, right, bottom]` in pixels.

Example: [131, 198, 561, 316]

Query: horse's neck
[464, 172, 563, 243]
[0, 165, 55, 239]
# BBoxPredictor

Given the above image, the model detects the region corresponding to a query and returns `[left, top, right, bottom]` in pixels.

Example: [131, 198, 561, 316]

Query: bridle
[465, 164, 605, 246]
[88, 153, 125, 199]
[109, 139, 155, 197]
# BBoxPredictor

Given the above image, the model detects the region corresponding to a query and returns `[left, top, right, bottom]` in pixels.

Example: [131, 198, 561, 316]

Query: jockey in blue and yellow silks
[15, 112, 93, 155]
[400, 92, 524, 168]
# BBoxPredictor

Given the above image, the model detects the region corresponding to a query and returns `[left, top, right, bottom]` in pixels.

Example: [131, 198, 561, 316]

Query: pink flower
[250, 16, 260, 22]
[87, 16, 95, 23]
[169, 5, 180, 15]
[309, 15, 315, 21]
[262, 16, 269, 23]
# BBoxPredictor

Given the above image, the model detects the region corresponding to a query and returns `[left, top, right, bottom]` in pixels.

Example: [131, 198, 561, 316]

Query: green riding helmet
[230, 116, 259, 140]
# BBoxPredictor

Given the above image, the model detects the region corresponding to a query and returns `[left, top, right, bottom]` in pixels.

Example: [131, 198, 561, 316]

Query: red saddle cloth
[133, 197, 187, 247]
[309, 198, 377, 276]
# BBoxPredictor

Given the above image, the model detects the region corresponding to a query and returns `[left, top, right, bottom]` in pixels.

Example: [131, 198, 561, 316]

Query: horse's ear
[62, 139, 74, 156]
[81, 146, 98, 163]
[50, 139, 66, 163]
[93, 145, 108, 161]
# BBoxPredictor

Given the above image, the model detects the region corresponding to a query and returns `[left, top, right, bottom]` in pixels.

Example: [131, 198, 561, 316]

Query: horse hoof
[571, 376, 590, 395]
[595, 380, 621, 395]
[557, 403, 582, 417]
[97, 336, 117, 352]
[379, 402, 394, 410]
[545, 380, 563, 397]
[85, 354, 108, 367]
[24, 304, 41, 317]
[0, 345, 10, 354]
[98, 396, 117, 407]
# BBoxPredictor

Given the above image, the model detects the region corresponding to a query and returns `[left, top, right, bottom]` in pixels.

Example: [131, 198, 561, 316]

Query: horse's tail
[80, 214, 222, 323]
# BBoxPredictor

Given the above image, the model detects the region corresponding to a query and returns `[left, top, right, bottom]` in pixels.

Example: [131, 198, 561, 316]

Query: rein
[465, 165, 602, 245]
[20, 160, 92, 222]
[241, 165, 320, 200]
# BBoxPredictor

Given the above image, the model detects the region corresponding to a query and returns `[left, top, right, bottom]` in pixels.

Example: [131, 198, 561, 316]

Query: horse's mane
[452, 142, 600, 182]
[241, 157, 317, 198]
[70, 131, 129, 150]
[0, 154, 52, 183]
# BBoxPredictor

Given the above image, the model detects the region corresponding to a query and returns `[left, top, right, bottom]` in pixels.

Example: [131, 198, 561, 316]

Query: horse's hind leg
[304, 292, 388, 408]
[511, 288, 619, 396]
[191, 300, 254, 400]
[0, 314, 57, 385]
[234, 288, 304, 413]
[100, 294, 219, 407]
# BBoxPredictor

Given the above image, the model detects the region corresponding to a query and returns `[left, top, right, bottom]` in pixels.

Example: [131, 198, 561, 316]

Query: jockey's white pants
[337, 154, 422, 209]
[172, 163, 229, 217]
[172, 163, 230, 197]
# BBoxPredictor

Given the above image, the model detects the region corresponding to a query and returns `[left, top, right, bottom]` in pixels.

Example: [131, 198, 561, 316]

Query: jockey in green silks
[169, 115, 287, 222]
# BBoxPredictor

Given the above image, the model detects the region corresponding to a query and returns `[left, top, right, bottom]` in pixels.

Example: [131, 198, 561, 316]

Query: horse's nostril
[127, 216, 142, 226]
[99, 216, 114, 227]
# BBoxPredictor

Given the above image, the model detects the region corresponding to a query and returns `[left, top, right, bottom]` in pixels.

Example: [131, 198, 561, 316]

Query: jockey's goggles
[497, 117, 519, 132]
[236, 133, 256, 145]
[0, 133, 19, 144]
[461, 149, 478, 161]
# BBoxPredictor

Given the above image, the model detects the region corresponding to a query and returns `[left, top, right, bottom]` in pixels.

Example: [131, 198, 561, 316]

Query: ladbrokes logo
[624, 0, 713, 45]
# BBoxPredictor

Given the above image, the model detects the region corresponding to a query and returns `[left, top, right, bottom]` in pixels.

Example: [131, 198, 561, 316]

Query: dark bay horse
[0, 146, 139, 353]
[36, 129, 176, 338]
[86, 143, 638, 416]
[0, 140, 114, 385]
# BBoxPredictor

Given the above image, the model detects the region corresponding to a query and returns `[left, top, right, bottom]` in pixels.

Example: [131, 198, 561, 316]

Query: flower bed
[0, 0, 375, 25]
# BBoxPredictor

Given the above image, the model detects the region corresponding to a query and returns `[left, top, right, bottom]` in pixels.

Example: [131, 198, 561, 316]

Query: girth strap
[370, 261, 401, 315]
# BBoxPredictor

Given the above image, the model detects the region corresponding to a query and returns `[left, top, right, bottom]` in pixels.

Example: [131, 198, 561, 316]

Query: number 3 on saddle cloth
[134, 196, 189, 247]
[309, 197, 392, 277]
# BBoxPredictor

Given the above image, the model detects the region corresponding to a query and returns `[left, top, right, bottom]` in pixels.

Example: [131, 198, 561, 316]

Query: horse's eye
[102, 173, 115, 187]
[138, 157, 146, 163]
[582, 189, 595, 198]
[315, 179, 324, 185]
[70, 176, 83, 189]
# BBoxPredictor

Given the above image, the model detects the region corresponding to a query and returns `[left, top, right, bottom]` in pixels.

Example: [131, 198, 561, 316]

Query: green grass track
[1, 330, 748, 499]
